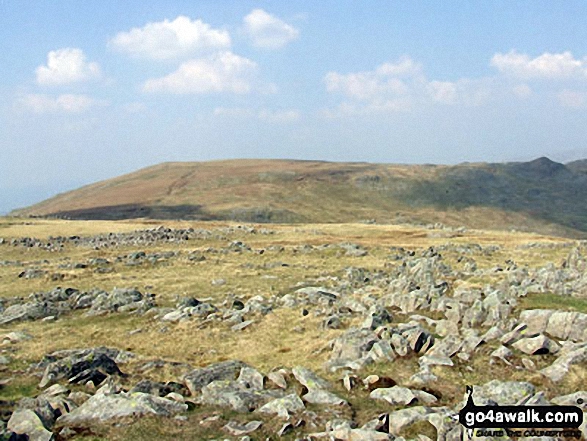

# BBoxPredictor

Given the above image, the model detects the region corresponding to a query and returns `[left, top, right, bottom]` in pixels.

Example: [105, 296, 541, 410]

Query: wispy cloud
[18, 94, 108, 114]
[214, 107, 300, 122]
[491, 50, 587, 79]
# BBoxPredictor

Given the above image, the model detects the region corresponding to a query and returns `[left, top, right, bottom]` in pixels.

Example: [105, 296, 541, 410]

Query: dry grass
[0, 217, 585, 439]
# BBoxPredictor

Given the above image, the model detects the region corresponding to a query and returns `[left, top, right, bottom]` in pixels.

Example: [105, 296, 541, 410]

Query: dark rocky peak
[511, 157, 568, 178]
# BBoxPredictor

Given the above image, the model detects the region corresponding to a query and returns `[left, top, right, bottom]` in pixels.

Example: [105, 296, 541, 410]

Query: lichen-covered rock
[55, 392, 187, 428]
[7, 409, 54, 441]
[39, 347, 126, 388]
[257, 394, 305, 418]
[183, 360, 248, 395]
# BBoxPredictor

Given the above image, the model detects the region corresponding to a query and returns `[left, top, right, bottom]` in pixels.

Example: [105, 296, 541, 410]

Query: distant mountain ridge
[11, 157, 587, 238]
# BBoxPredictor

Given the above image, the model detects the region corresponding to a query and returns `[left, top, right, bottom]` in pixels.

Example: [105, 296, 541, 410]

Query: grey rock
[3, 331, 32, 343]
[468, 380, 535, 406]
[490, 345, 513, 362]
[237, 366, 265, 391]
[370, 386, 437, 406]
[512, 334, 560, 355]
[7, 409, 54, 441]
[323, 315, 343, 329]
[329, 328, 379, 364]
[551, 391, 587, 407]
[361, 306, 393, 330]
[427, 335, 462, 358]
[325, 428, 393, 440]
[232, 320, 254, 331]
[39, 347, 124, 388]
[276, 422, 294, 436]
[387, 406, 432, 436]
[302, 389, 347, 406]
[257, 394, 305, 418]
[500, 323, 531, 345]
[266, 370, 288, 389]
[292, 366, 330, 390]
[435, 319, 459, 338]
[0, 302, 57, 325]
[419, 354, 453, 368]
[223, 420, 263, 436]
[56, 392, 187, 427]
[183, 360, 248, 395]
[540, 343, 587, 382]
[200, 380, 272, 412]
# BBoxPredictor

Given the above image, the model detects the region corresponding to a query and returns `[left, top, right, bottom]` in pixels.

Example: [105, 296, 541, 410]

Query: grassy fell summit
[11, 157, 587, 238]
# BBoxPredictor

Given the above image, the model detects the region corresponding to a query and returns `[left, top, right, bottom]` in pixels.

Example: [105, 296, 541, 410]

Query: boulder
[292, 366, 330, 390]
[39, 347, 125, 388]
[257, 394, 305, 418]
[200, 380, 272, 412]
[370, 386, 437, 406]
[183, 360, 248, 395]
[302, 389, 347, 406]
[512, 334, 560, 355]
[56, 392, 187, 428]
[467, 380, 535, 406]
[7, 409, 54, 441]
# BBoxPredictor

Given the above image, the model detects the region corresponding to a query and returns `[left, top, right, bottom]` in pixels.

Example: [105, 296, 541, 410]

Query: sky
[2, 1, 587, 213]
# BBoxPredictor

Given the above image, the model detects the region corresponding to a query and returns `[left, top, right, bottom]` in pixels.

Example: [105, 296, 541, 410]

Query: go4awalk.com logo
[458, 386, 584, 439]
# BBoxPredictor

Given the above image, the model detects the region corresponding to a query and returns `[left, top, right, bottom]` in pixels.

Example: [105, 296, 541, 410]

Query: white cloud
[258, 109, 300, 122]
[324, 57, 420, 101]
[18, 94, 108, 113]
[427, 81, 458, 103]
[143, 52, 257, 94]
[109, 16, 231, 60]
[213, 107, 300, 122]
[558, 90, 586, 108]
[243, 9, 299, 49]
[323, 57, 497, 117]
[512, 83, 532, 98]
[121, 102, 148, 114]
[490, 50, 587, 79]
[36, 48, 101, 86]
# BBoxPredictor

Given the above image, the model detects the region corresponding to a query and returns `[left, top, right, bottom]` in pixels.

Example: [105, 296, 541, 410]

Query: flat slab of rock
[466, 380, 535, 406]
[292, 366, 330, 390]
[302, 389, 347, 406]
[231, 320, 254, 331]
[370, 386, 437, 406]
[200, 380, 274, 412]
[223, 420, 263, 436]
[56, 392, 187, 428]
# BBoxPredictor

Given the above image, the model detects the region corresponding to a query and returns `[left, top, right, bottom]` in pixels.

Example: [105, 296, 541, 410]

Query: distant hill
[11, 157, 587, 238]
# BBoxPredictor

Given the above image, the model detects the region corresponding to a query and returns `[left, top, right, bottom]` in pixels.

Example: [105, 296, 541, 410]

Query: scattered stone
[292, 366, 330, 390]
[184, 360, 248, 395]
[512, 334, 560, 355]
[302, 389, 347, 406]
[223, 420, 263, 436]
[257, 394, 305, 418]
[232, 320, 254, 331]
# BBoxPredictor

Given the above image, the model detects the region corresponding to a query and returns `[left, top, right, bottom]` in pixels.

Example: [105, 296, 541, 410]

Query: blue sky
[2, 1, 587, 213]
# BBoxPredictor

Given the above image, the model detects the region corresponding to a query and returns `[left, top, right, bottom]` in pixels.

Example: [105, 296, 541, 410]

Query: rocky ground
[0, 218, 586, 440]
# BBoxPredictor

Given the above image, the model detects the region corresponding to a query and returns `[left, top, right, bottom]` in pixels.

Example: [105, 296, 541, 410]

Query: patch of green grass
[519, 292, 587, 313]
[0, 375, 38, 401]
